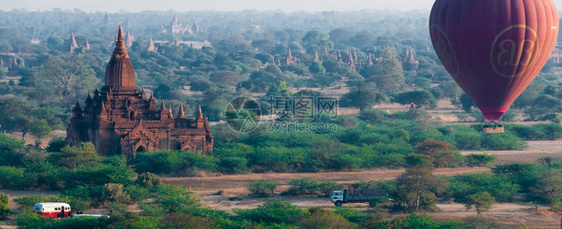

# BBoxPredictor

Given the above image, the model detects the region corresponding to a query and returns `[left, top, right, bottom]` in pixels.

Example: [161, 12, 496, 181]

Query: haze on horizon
[0, 0, 457, 13]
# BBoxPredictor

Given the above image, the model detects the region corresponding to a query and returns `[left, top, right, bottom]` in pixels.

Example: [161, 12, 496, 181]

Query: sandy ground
[461, 140, 562, 164]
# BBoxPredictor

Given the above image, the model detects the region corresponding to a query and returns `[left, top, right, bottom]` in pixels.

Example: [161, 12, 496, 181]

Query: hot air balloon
[429, 0, 559, 127]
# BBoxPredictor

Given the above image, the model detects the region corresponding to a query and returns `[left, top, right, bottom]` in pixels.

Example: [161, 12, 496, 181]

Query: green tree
[465, 191, 495, 216]
[48, 142, 101, 171]
[301, 30, 333, 52]
[530, 169, 562, 203]
[309, 61, 326, 74]
[29, 119, 51, 145]
[395, 155, 445, 212]
[460, 93, 475, 112]
[375, 47, 405, 88]
[534, 95, 561, 114]
[265, 81, 293, 97]
[393, 90, 437, 109]
[37, 54, 98, 98]
[342, 84, 385, 111]
[415, 138, 461, 168]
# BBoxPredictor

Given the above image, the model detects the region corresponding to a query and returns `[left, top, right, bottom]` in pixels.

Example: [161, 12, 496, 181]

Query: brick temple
[66, 25, 213, 157]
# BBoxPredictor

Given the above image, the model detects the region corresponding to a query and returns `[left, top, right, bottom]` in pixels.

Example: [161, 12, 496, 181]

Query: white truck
[331, 188, 385, 207]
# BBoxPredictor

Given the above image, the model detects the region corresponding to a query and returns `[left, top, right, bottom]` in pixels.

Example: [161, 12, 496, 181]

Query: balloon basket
[483, 122, 504, 134]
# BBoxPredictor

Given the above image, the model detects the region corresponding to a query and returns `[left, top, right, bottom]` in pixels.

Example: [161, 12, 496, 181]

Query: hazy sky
[2, 0, 561, 13]
[0, 0, 447, 12]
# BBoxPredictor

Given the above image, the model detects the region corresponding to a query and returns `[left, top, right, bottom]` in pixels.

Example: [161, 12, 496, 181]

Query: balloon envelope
[429, 0, 559, 121]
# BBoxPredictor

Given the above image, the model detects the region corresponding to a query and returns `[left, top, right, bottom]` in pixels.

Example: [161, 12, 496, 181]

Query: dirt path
[461, 140, 562, 164]
[161, 167, 490, 193]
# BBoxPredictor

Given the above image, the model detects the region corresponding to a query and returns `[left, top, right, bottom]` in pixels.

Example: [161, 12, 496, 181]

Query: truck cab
[331, 190, 344, 206]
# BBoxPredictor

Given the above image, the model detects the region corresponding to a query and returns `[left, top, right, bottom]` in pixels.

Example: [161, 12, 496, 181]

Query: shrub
[448, 173, 519, 202]
[46, 136, 66, 152]
[492, 163, 545, 192]
[505, 124, 542, 140]
[286, 178, 321, 196]
[124, 185, 151, 203]
[480, 132, 528, 150]
[0, 192, 9, 219]
[247, 180, 278, 197]
[297, 207, 357, 229]
[439, 126, 482, 150]
[16, 209, 48, 228]
[136, 172, 161, 188]
[234, 200, 304, 225]
[0, 166, 24, 189]
[285, 178, 342, 197]
[334, 207, 367, 224]
[464, 154, 497, 167]
[134, 150, 217, 176]
[154, 185, 199, 213]
[218, 157, 248, 174]
[317, 181, 342, 197]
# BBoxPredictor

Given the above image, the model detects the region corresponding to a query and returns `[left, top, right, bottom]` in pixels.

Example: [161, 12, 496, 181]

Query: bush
[218, 157, 248, 174]
[297, 207, 357, 229]
[448, 173, 519, 202]
[14, 195, 63, 209]
[247, 180, 278, 197]
[285, 178, 342, 197]
[375, 213, 461, 228]
[233, 200, 304, 225]
[0, 192, 9, 219]
[16, 209, 48, 228]
[439, 126, 481, 150]
[46, 136, 66, 152]
[133, 150, 217, 176]
[334, 207, 367, 224]
[480, 132, 528, 150]
[505, 124, 542, 140]
[0, 166, 24, 189]
[492, 163, 545, 192]
[464, 154, 497, 167]
[136, 172, 161, 188]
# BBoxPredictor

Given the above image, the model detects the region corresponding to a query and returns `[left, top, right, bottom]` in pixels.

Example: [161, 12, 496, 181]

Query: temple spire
[103, 25, 136, 91]
[113, 25, 128, 58]
[147, 37, 156, 52]
[70, 33, 78, 53]
[196, 104, 203, 120]
[178, 104, 185, 118]
[313, 51, 320, 62]
[84, 38, 90, 50]
[168, 107, 174, 119]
